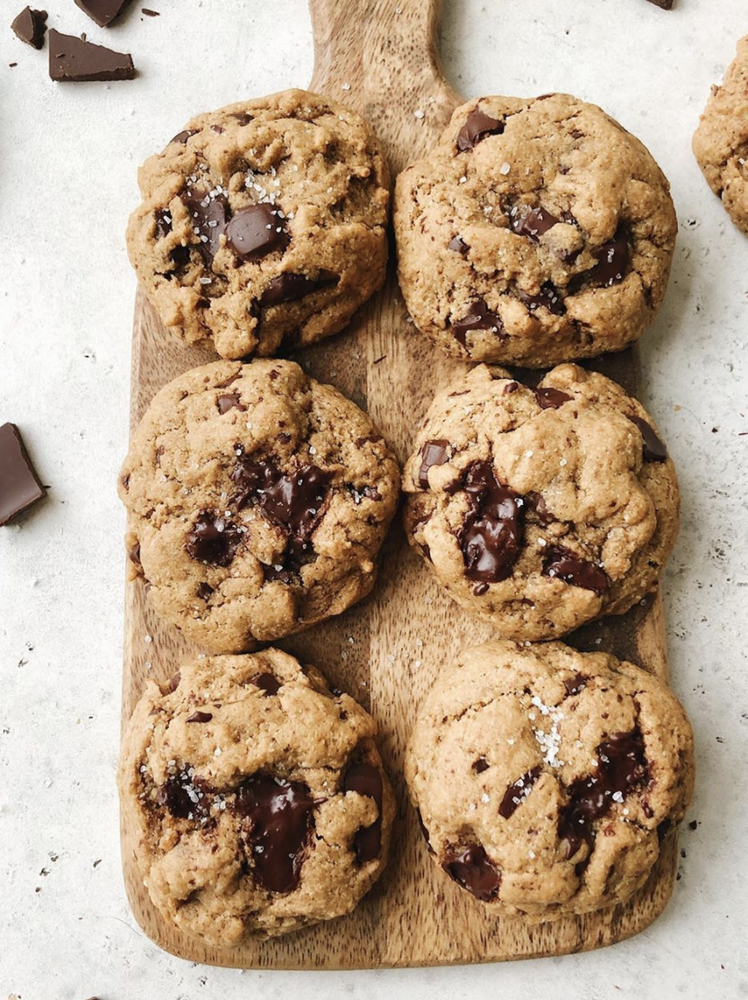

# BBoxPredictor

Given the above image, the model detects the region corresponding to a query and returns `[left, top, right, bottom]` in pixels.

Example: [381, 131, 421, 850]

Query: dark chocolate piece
[154, 209, 172, 240]
[457, 109, 504, 151]
[48, 29, 135, 81]
[236, 776, 315, 893]
[11, 7, 47, 49]
[185, 711, 213, 724]
[451, 300, 503, 349]
[182, 186, 229, 264]
[185, 512, 243, 566]
[630, 416, 668, 462]
[443, 843, 501, 901]
[216, 392, 246, 414]
[343, 762, 384, 863]
[535, 387, 573, 409]
[460, 461, 525, 583]
[563, 673, 588, 697]
[74, 0, 132, 27]
[518, 283, 565, 316]
[417, 439, 450, 489]
[225, 204, 290, 261]
[142, 7, 159, 14]
[645, 0, 673, 8]
[512, 206, 561, 241]
[499, 766, 542, 820]
[542, 544, 609, 596]
[171, 129, 198, 144]
[259, 271, 338, 307]
[252, 672, 282, 696]
[196, 582, 213, 601]
[472, 756, 489, 774]
[590, 229, 628, 286]
[158, 769, 210, 820]
[558, 730, 648, 860]
[0, 423, 47, 526]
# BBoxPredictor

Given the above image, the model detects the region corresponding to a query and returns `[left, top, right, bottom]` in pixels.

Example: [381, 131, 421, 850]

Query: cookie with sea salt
[126, 89, 389, 359]
[402, 363, 679, 641]
[394, 93, 677, 367]
[119, 648, 394, 942]
[119, 359, 399, 652]
[406, 639, 694, 918]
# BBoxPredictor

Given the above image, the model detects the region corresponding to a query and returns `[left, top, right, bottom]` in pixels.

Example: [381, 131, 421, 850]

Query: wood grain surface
[121, 0, 679, 969]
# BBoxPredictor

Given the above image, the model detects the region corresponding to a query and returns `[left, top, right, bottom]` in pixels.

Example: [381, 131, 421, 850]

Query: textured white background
[1, 1, 746, 997]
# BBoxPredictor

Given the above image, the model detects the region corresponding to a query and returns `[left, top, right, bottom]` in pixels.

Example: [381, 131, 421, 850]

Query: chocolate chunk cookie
[119, 359, 399, 652]
[406, 640, 694, 918]
[119, 649, 394, 942]
[402, 364, 679, 641]
[394, 94, 677, 367]
[127, 89, 389, 359]
[693, 35, 748, 234]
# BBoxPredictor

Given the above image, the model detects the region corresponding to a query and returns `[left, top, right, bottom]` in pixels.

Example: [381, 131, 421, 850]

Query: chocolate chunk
[185, 512, 242, 566]
[232, 457, 331, 560]
[236, 776, 315, 893]
[158, 769, 210, 820]
[262, 560, 299, 584]
[171, 129, 198, 144]
[252, 672, 282, 696]
[558, 730, 648, 860]
[457, 109, 504, 151]
[259, 271, 338, 308]
[472, 756, 489, 774]
[657, 818, 672, 842]
[499, 766, 542, 820]
[48, 29, 135, 81]
[0, 423, 47, 526]
[525, 491, 554, 524]
[630, 416, 668, 462]
[518, 282, 565, 316]
[182, 186, 229, 265]
[196, 582, 213, 601]
[451, 300, 503, 349]
[169, 244, 191, 269]
[225, 204, 290, 261]
[563, 673, 588, 697]
[216, 392, 246, 414]
[443, 843, 501, 901]
[448, 235, 470, 254]
[142, 7, 159, 14]
[459, 461, 525, 584]
[74, 0, 132, 27]
[154, 209, 172, 240]
[512, 206, 561, 241]
[543, 545, 609, 596]
[590, 229, 628, 286]
[233, 112, 253, 125]
[11, 7, 47, 49]
[645, 0, 673, 7]
[535, 386, 573, 409]
[473, 582, 489, 595]
[417, 439, 450, 489]
[343, 762, 384, 864]
[186, 711, 213, 724]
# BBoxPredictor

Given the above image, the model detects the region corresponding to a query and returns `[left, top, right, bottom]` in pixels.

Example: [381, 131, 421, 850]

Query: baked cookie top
[406, 640, 694, 918]
[394, 93, 677, 367]
[119, 649, 393, 943]
[693, 35, 748, 235]
[127, 89, 389, 359]
[403, 364, 679, 640]
[120, 359, 399, 652]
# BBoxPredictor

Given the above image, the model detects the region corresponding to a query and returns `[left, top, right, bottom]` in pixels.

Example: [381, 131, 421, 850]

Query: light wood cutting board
[121, 0, 680, 969]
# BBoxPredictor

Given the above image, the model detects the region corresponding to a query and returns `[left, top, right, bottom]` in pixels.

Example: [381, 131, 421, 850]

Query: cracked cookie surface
[402, 364, 679, 641]
[693, 35, 748, 234]
[119, 359, 399, 652]
[394, 94, 677, 367]
[119, 649, 394, 943]
[127, 89, 389, 359]
[406, 639, 693, 918]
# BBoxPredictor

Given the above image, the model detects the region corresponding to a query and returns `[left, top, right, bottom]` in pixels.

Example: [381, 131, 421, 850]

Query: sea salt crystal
[500, 162, 511, 175]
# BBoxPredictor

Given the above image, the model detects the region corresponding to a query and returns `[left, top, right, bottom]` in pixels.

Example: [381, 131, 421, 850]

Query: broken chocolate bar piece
[11, 7, 48, 49]
[0, 423, 47, 526]
[74, 0, 132, 27]
[644, 0, 673, 8]
[48, 29, 135, 81]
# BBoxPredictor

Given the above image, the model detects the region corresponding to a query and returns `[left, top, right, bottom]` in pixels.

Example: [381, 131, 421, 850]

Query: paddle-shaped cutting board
[121, 0, 679, 969]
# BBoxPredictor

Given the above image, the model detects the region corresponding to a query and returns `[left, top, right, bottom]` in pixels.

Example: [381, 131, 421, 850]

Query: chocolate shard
[460, 461, 525, 584]
[225, 204, 290, 261]
[0, 423, 47, 526]
[74, 0, 132, 28]
[11, 7, 48, 49]
[443, 843, 501, 901]
[645, 0, 673, 8]
[518, 282, 565, 316]
[512, 206, 561, 241]
[417, 439, 450, 489]
[499, 766, 542, 820]
[451, 300, 504, 349]
[535, 386, 573, 410]
[542, 544, 610, 596]
[630, 416, 668, 462]
[343, 762, 384, 864]
[457, 109, 504, 151]
[170, 129, 198, 145]
[48, 29, 135, 81]
[590, 229, 629, 287]
[182, 186, 229, 265]
[259, 271, 338, 308]
[185, 511, 243, 566]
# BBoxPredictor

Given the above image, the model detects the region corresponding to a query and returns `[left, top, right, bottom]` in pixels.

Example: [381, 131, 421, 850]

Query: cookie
[119, 648, 394, 942]
[693, 35, 748, 234]
[119, 359, 399, 652]
[394, 93, 677, 367]
[406, 639, 694, 918]
[402, 364, 679, 641]
[127, 89, 389, 359]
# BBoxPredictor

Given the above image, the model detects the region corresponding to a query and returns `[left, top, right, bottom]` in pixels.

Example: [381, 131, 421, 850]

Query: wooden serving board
[121, 0, 679, 970]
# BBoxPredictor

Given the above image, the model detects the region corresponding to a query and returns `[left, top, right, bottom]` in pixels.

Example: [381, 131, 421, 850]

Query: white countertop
[1, 1, 746, 997]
